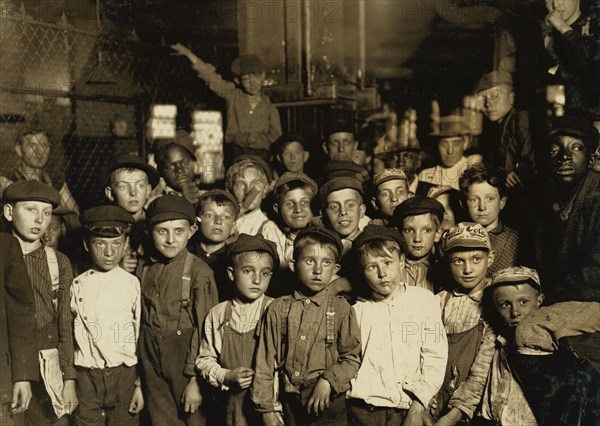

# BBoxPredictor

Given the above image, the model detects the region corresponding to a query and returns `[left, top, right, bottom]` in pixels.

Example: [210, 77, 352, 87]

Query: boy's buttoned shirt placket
[438, 287, 486, 335]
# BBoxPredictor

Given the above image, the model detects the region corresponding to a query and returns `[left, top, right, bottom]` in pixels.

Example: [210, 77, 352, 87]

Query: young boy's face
[277, 188, 313, 231]
[550, 135, 589, 186]
[198, 201, 235, 244]
[438, 137, 468, 168]
[324, 188, 365, 238]
[400, 213, 441, 261]
[106, 169, 151, 215]
[85, 234, 127, 272]
[160, 146, 195, 190]
[448, 249, 492, 290]
[43, 215, 65, 249]
[545, 0, 580, 21]
[17, 132, 50, 169]
[239, 71, 265, 96]
[324, 132, 357, 162]
[292, 242, 340, 295]
[466, 182, 506, 230]
[279, 142, 308, 173]
[479, 84, 514, 123]
[232, 166, 268, 213]
[152, 219, 196, 259]
[360, 248, 403, 299]
[398, 151, 421, 182]
[227, 251, 273, 302]
[4, 201, 53, 243]
[373, 179, 409, 218]
[435, 194, 457, 232]
[492, 283, 544, 329]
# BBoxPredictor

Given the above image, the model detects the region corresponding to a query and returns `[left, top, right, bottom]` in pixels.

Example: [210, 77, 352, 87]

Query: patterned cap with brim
[490, 266, 541, 290]
[372, 168, 407, 187]
[441, 222, 491, 252]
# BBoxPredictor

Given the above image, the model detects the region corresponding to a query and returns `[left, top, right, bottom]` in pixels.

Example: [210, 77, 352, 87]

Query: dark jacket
[0, 233, 38, 403]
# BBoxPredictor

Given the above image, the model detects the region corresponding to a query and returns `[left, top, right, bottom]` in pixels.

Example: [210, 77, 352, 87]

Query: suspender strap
[325, 294, 336, 348]
[257, 219, 269, 236]
[278, 296, 293, 366]
[181, 252, 194, 309]
[44, 246, 60, 310]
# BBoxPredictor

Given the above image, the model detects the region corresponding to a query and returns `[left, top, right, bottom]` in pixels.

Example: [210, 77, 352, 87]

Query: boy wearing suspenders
[138, 195, 218, 425]
[251, 226, 361, 426]
[2, 181, 76, 425]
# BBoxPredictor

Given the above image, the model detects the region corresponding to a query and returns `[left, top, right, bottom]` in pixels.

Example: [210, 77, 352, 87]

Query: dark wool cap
[81, 205, 134, 230]
[3, 181, 61, 208]
[325, 120, 355, 138]
[109, 154, 161, 189]
[474, 70, 513, 93]
[352, 224, 403, 251]
[227, 233, 279, 269]
[323, 160, 368, 183]
[196, 189, 240, 217]
[146, 194, 196, 225]
[274, 133, 308, 151]
[153, 129, 197, 161]
[232, 154, 273, 183]
[231, 54, 264, 76]
[295, 225, 343, 260]
[393, 196, 445, 225]
[319, 177, 364, 203]
[546, 116, 599, 149]
[273, 172, 318, 194]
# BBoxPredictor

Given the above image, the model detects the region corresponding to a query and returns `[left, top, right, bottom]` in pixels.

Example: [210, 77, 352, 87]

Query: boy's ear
[187, 223, 198, 239]
[434, 226, 443, 243]
[234, 76, 240, 86]
[226, 266, 235, 282]
[333, 263, 341, 275]
[370, 197, 380, 211]
[359, 203, 366, 218]
[487, 249, 495, 267]
[273, 202, 279, 215]
[288, 259, 296, 272]
[83, 239, 90, 253]
[322, 142, 329, 155]
[536, 292, 545, 307]
[3, 204, 13, 222]
[462, 136, 470, 151]
[60, 222, 67, 237]
[303, 151, 310, 163]
[14, 143, 23, 158]
[499, 196, 507, 211]
[105, 186, 115, 202]
[509, 91, 515, 106]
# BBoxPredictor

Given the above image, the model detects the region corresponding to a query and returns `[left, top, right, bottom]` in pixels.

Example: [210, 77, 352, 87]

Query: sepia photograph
[0, 0, 598, 425]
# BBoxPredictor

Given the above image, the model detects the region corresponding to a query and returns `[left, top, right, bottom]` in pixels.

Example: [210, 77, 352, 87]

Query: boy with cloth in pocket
[69, 205, 143, 425]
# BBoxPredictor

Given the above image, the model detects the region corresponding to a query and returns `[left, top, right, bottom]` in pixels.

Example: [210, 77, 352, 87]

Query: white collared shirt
[71, 267, 140, 369]
[418, 157, 471, 190]
[348, 285, 448, 408]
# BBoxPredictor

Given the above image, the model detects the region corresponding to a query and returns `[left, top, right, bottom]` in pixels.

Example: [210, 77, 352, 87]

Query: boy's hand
[434, 407, 463, 426]
[404, 400, 434, 426]
[224, 367, 254, 389]
[181, 180, 201, 206]
[171, 43, 197, 62]
[120, 251, 138, 273]
[505, 170, 523, 188]
[262, 411, 285, 426]
[328, 277, 351, 296]
[181, 376, 202, 413]
[545, 10, 572, 34]
[307, 378, 331, 416]
[62, 379, 78, 414]
[11, 381, 31, 414]
[128, 386, 144, 414]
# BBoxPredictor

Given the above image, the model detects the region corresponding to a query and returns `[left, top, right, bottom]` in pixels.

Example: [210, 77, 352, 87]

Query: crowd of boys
[1, 4, 599, 424]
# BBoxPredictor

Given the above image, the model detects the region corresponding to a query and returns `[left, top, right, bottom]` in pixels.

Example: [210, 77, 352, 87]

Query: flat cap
[146, 194, 195, 224]
[273, 172, 318, 194]
[441, 222, 491, 252]
[228, 233, 280, 268]
[232, 154, 273, 183]
[81, 206, 134, 235]
[474, 70, 513, 93]
[372, 168, 407, 187]
[3, 181, 61, 208]
[319, 176, 364, 202]
[546, 116, 599, 147]
[491, 266, 541, 289]
[430, 115, 469, 138]
[326, 120, 355, 138]
[109, 154, 160, 189]
[196, 189, 240, 217]
[295, 225, 343, 260]
[352, 224, 403, 251]
[393, 196, 444, 224]
[323, 160, 368, 183]
[153, 129, 197, 161]
[231, 54, 264, 76]
[427, 185, 454, 199]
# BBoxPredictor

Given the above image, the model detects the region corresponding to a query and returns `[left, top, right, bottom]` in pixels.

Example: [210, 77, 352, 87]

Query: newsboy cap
[295, 225, 344, 260]
[393, 196, 445, 225]
[441, 222, 491, 252]
[352, 224, 403, 251]
[227, 233, 280, 269]
[81, 205, 134, 230]
[273, 172, 318, 194]
[474, 70, 513, 93]
[491, 266, 541, 290]
[146, 194, 195, 224]
[231, 54, 265, 76]
[3, 181, 61, 208]
[108, 154, 161, 189]
[319, 177, 364, 203]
